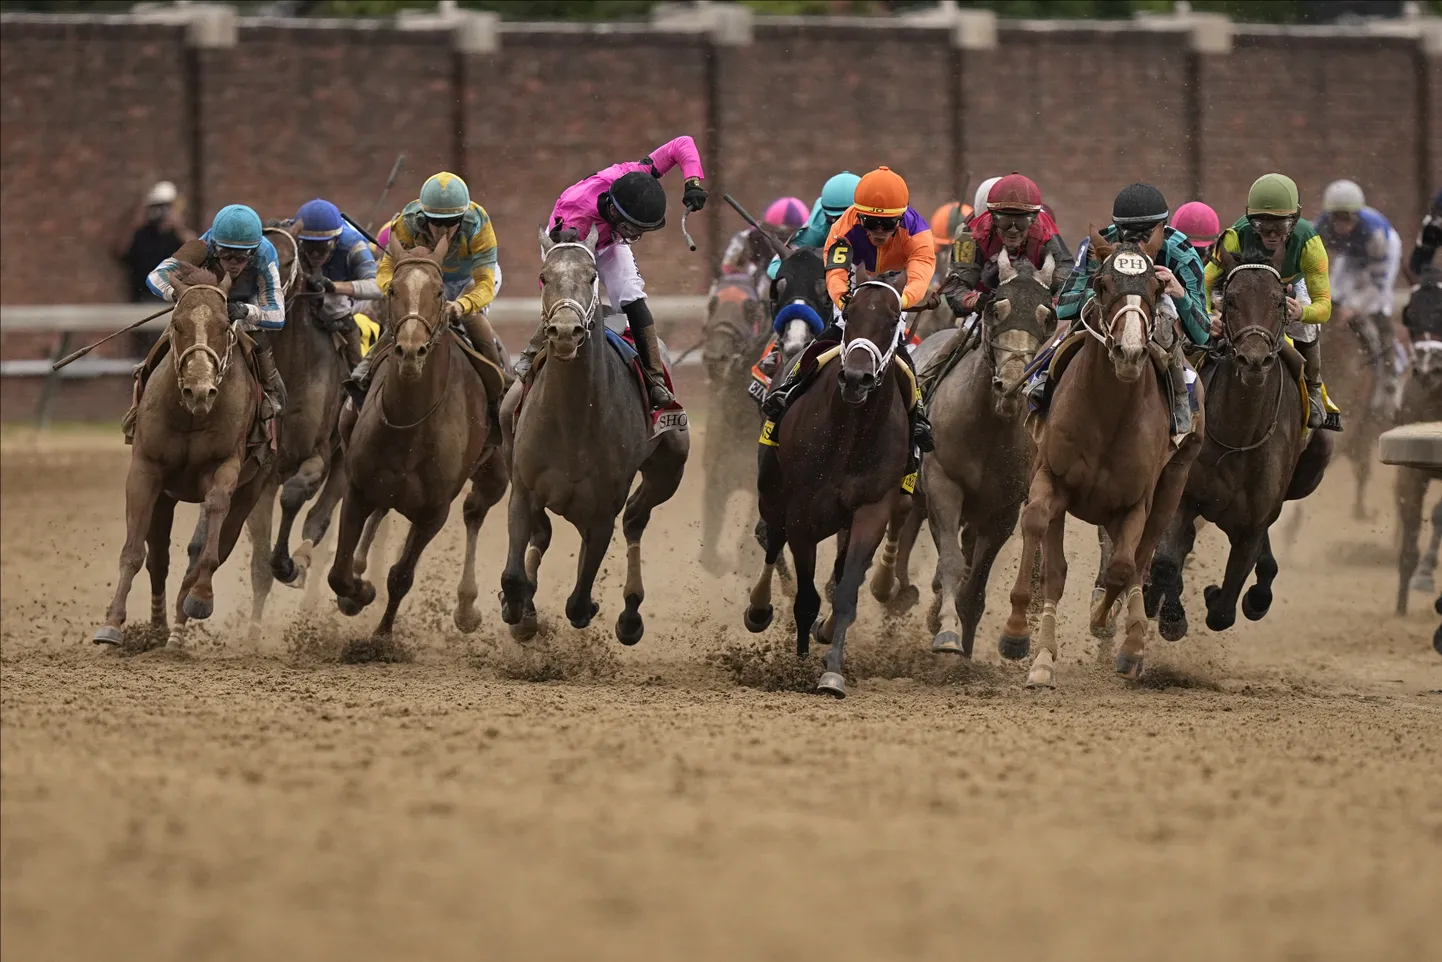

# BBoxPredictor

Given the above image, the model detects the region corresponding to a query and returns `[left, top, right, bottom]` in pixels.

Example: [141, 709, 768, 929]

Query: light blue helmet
[294, 198, 344, 241]
[210, 204, 263, 250]
[419, 171, 470, 220]
[820, 171, 862, 219]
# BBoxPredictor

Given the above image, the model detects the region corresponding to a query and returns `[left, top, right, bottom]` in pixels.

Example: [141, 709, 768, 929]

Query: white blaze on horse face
[1118, 294, 1147, 358]
[782, 318, 811, 355]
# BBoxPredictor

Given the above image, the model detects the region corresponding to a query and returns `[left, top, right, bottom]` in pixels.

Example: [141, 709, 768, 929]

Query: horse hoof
[1143, 582, 1163, 619]
[1241, 585, 1272, 621]
[815, 671, 847, 698]
[1205, 607, 1236, 633]
[337, 595, 364, 617]
[93, 625, 123, 646]
[567, 601, 600, 630]
[1412, 572, 1436, 593]
[1025, 663, 1055, 688]
[182, 594, 213, 621]
[1116, 651, 1145, 681]
[1158, 608, 1189, 642]
[510, 620, 538, 642]
[931, 631, 967, 656]
[998, 633, 1031, 661]
[887, 584, 921, 613]
[1203, 584, 1221, 606]
[616, 604, 644, 646]
[289, 565, 308, 590]
[454, 606, 482, 635]
[743, 604, 773, 633]
[812, 617, 832, 647]
[1434, 624, 1442, 656]
[272, 556, 298, 586]
[1435, 594, 1442, 617]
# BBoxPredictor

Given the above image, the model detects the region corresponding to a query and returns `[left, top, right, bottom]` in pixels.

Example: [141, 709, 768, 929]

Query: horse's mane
[550, 227, 582, 245]
[172, 261, 222, 289]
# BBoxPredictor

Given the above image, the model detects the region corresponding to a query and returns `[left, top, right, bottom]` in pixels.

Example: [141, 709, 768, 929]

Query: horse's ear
[217, 270, 233, 296]
[585, 223, 599, 253]
[1035, 303, 1051, 325]
[893, 270, 908, 298]
[539, 226, 555, 254]
[386, 230, 406, 263]
[853, 264, 871, 286]
[1088, 224, 1114, 262]
[286, 219, 303, 239]
[1142, 222, 1165, 260]
[997, 247, 1017, 284]
[1213, 243, 1237, 274]
[1038, 252, 1056, 288]
[430, 229, 450, 266]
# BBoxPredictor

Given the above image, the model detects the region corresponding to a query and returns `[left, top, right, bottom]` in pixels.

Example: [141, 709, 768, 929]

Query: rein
[1204, 262, 1290, 462]
[171, 285, 238, 389]
[842, 280, 903, 385]
[1218, 262, 1285, 355]
[1080, 248, 1158, 350]
[377, 257, 451, 430]
[541, 241, 600, 340]
[264, 228, 302, 298]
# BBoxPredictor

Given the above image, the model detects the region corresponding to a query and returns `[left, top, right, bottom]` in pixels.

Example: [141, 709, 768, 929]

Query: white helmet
[972, 177, 1002, 220]
[145, 181, 178, 206]
[1323, 179, 1365, 214]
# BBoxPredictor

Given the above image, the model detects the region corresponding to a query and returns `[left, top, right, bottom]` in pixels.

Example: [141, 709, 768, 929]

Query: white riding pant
[1287, 281, 1318, 344]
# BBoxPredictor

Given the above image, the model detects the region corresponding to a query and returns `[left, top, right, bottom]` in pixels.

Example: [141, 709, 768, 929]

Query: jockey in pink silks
[515, 135, 708, 409]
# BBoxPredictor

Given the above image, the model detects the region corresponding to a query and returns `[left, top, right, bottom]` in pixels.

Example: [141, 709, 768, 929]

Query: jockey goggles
[860, 214, 900, 233]
[1249, 215, 1295, 238]
[993, 211, 1036, 232]
[215, 246, 253, 265]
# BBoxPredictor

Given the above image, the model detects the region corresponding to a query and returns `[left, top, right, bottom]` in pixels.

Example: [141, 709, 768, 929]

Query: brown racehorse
[326, 233, 507, 639]
[1147, 245, 1332, 639]
[744, 268, 916, 698]
[94, 268, 274, 648]
[1000, 226, 1204, 686]
[1394, 298, 1442, 615]
[1324, 304, 1385, 519]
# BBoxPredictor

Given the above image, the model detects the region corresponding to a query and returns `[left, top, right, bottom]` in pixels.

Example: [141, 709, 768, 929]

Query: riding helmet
[1246, 173, 1300, 217]
[1322, 179, 1365, 214]
[764, 196, 810, 229]
[420, 171, 471, 220]
[294, 198, 345, 241]
[210, 204, 263, 250]
[820, 171, 862, 219]
[1111, 183, 1170, 226]
[607, 171, 668, 230]
[987, 173, 1043, 213]
[853, 166, 909, 218]
[1170, 201, 1221, 251]
[930, 201, 970, 247]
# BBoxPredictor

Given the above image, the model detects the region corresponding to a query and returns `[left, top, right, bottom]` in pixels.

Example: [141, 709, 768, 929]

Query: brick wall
[2, 14, 1439, 308]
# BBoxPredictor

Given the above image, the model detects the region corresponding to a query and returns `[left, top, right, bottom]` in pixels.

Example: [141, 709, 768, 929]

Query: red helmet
[986, 173, 1043, 214]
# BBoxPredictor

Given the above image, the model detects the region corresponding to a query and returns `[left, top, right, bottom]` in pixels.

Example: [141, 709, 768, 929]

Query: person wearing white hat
[118, 179, 195, 304]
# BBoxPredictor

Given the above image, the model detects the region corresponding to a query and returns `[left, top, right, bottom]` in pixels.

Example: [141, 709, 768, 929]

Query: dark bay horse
[499, 227, 689, 645]
[94, 269, 273, 648]
[1147, 245, 1331, 639]
[744, 268, 914, 698]
[905, 250, 1057, 657]
[245, 226, 351, 632]
[700, 246, 826, 574]
[1000, 226, 1204, 686]
[1394, 283, 1442, 614]
[326, 233, 507, 638]
[1324, 304, 1386, 519]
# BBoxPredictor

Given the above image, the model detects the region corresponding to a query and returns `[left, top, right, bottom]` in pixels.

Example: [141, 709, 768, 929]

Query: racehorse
[1000, 226, 1204, 686]
[744, 267, 915, 698]
[245, 226, 350, 633]
[1324, 303, 1387, 519]
[1394, 276, 1442, 615]
[499, 227, 689, 645]
[893, 250, 1056, 657]
[1147, 244, 1332, 639]
[326, 232, 507, 639]
[94, 268, 273, 648]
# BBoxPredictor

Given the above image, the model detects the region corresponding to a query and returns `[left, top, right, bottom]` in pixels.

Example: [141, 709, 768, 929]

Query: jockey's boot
[341, 321, 364, 370]
[633, 324, 675, 409]
[896, 348, 934, 454]
[121, 331, 171, 445]
[1296, 337, 1334, 431]
[458, 312, 510, 391]
[512, 322, 548, 384]
[761, 360, 802, 422]
[1168, 343, 1194, 440]
[253, 335, 287, 420]
[344, 327, 392, 408]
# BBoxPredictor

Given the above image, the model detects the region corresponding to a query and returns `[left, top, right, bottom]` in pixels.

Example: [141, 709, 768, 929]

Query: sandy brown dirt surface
[3, 418, 1441, 962]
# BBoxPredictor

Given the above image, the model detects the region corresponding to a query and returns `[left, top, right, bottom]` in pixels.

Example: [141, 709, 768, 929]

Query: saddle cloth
[517, 328, 687, 439]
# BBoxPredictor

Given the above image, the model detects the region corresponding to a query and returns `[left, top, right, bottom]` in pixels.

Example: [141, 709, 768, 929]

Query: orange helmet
[930, 201, 971, 250]
[853, 166, 909, 218]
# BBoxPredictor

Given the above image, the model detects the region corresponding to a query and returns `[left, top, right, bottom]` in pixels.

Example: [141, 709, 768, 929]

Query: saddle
[517, 328, 688, 439]
[757, 340, 920, 448]
[369, 325, 509, 407]
[122, 327, 276, 466]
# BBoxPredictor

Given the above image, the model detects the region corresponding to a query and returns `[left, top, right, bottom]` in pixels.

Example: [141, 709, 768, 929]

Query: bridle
[1080, 249, 1157, 350]
[263, 228, 302, 298]
[841, 280, 903, 388]
[377, 256, 451, 430]
[983, 277, 1053, 397]
[540, 241, 600, 341]
[1216, 262, 1285, 357]
[171, 284, 237, 389]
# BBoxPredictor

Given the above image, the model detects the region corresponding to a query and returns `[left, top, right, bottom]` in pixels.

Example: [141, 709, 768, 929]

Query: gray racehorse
[499, 227, 689, 644]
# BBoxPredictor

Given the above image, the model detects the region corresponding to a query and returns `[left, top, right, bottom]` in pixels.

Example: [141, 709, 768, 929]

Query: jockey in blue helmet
[766, 171, 861, 280]
[131, 203, 287, 443]
[277, 198, 381, 366]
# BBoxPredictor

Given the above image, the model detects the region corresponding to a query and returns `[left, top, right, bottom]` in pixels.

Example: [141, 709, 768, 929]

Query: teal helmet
[820, 171, 862, 219]
[210, 204, 263, 249]
[420, 171, 470, 220]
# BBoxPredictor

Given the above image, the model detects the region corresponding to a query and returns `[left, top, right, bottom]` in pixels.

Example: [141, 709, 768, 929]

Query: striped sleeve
[146, 257, 182, 302]
[454, 213, 500, 316]
[252, 256, 285, 330]
[1055, 238, 1094, 320]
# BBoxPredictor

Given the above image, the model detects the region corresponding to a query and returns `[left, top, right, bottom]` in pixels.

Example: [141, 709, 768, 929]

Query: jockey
[347, 172, 504, 405]
[719, 196, 805, 301]
[136, 203, 287, 440]
[969, 176, 1003, 226]
[1316, 179, 1403, 414]
[762, 165, 937, 454]
[1205, 173, 1336, 430]
[519, 135, 709, 410]
[280, 198, 381, 368]
[1171, 201, 1221, 255]
[1407, 189, 1442, 283]
[1052, 183, 1208, 438]
[944, 173, 1072, 318]
[765, 170, 861, 280]
[929, 200, 970, 280]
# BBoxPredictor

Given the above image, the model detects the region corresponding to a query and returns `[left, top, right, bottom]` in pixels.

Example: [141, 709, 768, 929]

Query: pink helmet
[763, 196, 809, 229]
[1171, 201, 1221, 251]
[375, 223, 392, 250]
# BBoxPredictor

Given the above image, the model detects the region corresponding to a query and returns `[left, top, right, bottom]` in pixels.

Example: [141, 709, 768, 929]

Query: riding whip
[680, 210, 697, 252]
[723, 194, 791, 261]
[364, 153, 406, 233]
[341, 213, 381, 249]
[50, 304, 175, 372]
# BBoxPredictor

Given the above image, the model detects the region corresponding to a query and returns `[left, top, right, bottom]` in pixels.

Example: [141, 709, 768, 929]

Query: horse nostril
[182, 387, 194, 402]
[206, 387, 218, 402]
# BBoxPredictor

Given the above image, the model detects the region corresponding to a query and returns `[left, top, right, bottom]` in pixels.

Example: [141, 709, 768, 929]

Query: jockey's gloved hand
[682, 178, 708, 213]
[959, 290, 994, 314]
[317, 276, 336, 294]
[1423, 215, 1442, 247]
[445, 300, 465, 322]
[226, 302, 250, 324]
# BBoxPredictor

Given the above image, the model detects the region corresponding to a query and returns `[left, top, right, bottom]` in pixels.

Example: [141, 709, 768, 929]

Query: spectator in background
[116, 181, 196, 354]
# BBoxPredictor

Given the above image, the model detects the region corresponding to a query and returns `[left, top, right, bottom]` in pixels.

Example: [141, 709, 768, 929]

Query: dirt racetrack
[3, 415, 1440, 962]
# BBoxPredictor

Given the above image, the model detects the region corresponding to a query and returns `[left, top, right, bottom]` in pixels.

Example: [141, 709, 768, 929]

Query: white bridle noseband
[843, 280, 904, 381]
[541, 241, 600, 335]
[1221, 262, 1285, 352]
[171, 284, 237, 386]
